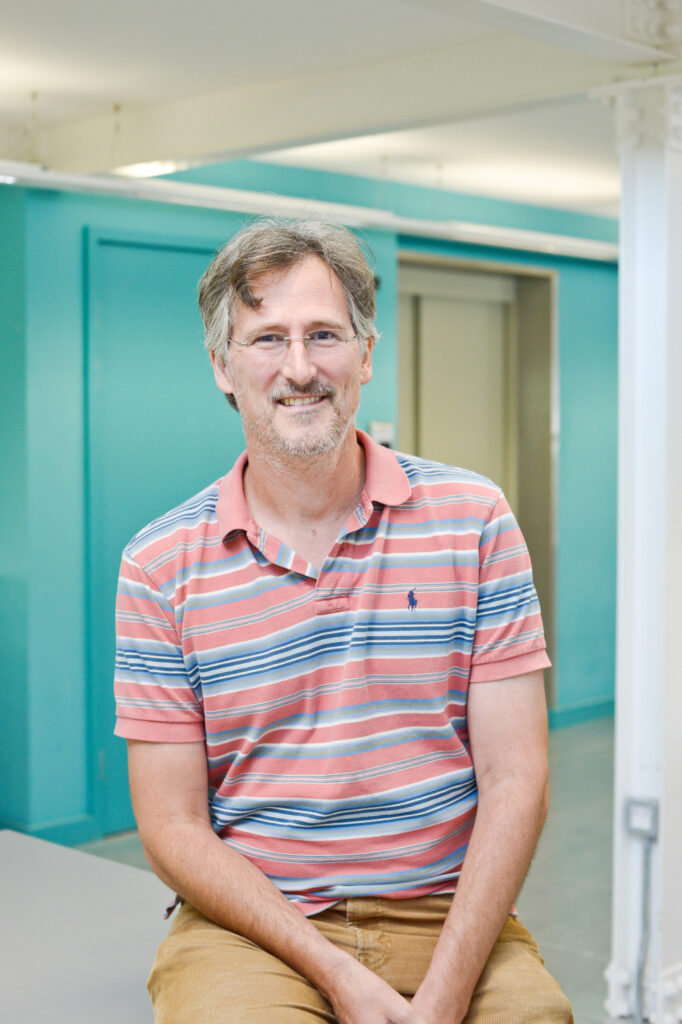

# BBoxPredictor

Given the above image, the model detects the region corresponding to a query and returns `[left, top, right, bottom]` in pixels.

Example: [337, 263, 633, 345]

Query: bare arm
[410, 670, 549, 1024]
[128, 739, 423, 1024]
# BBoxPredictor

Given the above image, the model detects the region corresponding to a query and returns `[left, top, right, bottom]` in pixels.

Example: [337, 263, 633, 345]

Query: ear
[210, 350, 236, 399]
[360, 337, 374, 386]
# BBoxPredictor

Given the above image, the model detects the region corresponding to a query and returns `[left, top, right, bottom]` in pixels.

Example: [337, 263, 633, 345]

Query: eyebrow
[245, 318, 350, 338]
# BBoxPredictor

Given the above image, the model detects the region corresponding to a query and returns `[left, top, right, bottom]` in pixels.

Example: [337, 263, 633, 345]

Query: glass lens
[304, 329, 345, 348]
[249, 333, 288, 350]
[244, 329, 347, 353]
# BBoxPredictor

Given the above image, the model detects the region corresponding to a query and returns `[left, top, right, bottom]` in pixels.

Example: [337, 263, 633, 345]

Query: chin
[267, 412, 355, 458]
[271, 429, 344, 458]
[241, 398, 358, 458]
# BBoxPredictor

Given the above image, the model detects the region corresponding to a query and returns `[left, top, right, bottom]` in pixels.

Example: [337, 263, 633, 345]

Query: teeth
[280, 396, 322, 406]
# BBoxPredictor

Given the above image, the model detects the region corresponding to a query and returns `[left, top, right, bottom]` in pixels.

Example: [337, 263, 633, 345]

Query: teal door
[86, 229, 245, 834]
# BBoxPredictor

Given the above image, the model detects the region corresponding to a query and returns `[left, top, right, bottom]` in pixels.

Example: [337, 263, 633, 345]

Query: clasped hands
[329, 957, 464, 1024]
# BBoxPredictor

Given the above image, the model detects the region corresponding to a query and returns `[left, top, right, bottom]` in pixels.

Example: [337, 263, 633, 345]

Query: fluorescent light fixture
[115, 160, 186, 178]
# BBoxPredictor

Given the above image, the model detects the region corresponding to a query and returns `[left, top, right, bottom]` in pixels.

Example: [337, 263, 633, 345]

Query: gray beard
[248, 406, 347, 458]
[237, 381, 352, 458]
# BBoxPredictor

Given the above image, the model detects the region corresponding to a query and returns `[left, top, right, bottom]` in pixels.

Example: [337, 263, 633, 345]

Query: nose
[280, 337, 317, 386]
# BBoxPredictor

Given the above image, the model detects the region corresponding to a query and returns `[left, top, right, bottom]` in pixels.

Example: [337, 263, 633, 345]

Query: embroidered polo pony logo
[407, 589, 418, 612]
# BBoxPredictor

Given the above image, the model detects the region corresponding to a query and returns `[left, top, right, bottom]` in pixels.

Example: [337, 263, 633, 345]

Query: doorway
[398, 256, 557, 704]
[85, 227, 244, 836]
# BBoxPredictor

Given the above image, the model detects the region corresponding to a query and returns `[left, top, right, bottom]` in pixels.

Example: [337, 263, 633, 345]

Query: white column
[607, 77, 682, 1023]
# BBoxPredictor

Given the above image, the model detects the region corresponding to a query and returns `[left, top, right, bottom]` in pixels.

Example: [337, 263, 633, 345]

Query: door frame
[397, 251, 559, 707]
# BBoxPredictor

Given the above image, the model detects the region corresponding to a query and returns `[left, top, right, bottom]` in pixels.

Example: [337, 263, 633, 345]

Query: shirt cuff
[114, 717, 206, 742]
[469, 648, 551, 683]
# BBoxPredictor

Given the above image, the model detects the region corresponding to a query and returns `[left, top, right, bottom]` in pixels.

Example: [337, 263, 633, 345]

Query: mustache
[270, 382, 335, 402]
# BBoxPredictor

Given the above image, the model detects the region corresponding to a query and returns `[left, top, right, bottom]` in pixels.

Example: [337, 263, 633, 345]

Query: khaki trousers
[148, 896, 573, 1024]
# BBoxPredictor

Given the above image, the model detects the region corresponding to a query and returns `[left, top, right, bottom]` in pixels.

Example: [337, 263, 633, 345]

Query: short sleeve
[114, 551, 205, 741]
[469, 493, 551, 683]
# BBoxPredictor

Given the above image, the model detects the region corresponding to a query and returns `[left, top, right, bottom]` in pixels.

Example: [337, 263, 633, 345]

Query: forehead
[237, 255, 349, 325]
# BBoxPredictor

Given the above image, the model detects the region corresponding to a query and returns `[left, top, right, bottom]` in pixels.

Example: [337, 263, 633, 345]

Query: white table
[0, 829, 174, 1022]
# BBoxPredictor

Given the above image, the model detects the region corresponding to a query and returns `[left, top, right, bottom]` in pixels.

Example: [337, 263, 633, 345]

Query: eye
[251, 333, 287, 348]
[306, 329, 343, 345]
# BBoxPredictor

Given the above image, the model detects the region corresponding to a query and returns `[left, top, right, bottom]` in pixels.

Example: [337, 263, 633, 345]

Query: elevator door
[398, 263, 518, 506]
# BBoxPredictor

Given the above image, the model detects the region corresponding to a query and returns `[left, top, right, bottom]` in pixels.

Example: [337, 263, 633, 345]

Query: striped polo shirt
[114, 431, 549, 914]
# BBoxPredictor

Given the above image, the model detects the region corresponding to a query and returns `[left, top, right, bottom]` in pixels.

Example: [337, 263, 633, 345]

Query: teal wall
[0, 189, 30, 826]
[0, 160, 617, 841]
[2, 190, 238, 840]
[169, 160, 618, 243]
[554, 259, 618, 723]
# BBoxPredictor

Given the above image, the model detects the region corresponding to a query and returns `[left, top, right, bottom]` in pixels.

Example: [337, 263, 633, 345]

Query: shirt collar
[216, 430, 411, 541]
[216, 449, 252, 541]
[357, 429, 412, 506]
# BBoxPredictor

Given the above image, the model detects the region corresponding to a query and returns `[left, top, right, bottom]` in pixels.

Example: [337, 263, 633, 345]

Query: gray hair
[198, 219, 378, 402]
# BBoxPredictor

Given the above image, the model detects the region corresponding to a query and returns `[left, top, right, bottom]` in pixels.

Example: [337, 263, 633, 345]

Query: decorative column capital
[611, 79, 682, 152]
[624, 0, 682, 50]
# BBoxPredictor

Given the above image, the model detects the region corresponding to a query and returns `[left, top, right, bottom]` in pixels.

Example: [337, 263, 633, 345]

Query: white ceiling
[258, 98, 620, 217]
[0, 1, 491, 127]
[1, 0, 680, 218]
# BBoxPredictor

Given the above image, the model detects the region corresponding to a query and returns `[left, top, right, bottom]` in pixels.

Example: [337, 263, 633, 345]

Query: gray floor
[519, 717, 614, 1024]
[80, 716, 614, 1024]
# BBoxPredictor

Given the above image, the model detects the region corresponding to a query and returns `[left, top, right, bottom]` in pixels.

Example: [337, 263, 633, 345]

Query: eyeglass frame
[226, 329, 359, 354]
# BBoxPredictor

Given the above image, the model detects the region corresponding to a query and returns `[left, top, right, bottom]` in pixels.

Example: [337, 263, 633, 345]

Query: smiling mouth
[278, 395, 327, 407]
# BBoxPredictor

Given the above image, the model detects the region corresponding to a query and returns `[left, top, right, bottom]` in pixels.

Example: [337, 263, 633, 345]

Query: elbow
[141, 838, 160, 874]
[540, 779, 550, 825]
[136, 820, 179, 888]
[139, 835, 168, 882]
[139, 833, 186, 895]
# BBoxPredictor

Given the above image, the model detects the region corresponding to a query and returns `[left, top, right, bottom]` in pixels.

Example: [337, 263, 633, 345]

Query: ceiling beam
[476, 0, 682, 61]
[32, 33, 636, 173]
[0, 159, 619, 262]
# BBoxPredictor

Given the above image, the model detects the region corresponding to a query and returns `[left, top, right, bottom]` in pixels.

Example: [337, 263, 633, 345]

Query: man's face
[211, 255, 373, 458]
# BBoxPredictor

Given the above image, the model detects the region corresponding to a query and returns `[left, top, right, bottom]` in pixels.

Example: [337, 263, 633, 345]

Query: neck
[243, 426, 366, 529]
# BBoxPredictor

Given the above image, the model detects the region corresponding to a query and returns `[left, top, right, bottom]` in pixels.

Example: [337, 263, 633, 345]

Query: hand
[410, 981, 467, 1024]
[327, 958, 426, 1024]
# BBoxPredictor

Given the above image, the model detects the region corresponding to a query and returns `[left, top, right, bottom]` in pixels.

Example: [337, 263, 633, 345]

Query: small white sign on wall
[368, 421, 396, 448]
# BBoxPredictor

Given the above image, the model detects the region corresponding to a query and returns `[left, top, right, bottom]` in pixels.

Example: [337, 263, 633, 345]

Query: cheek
[235, 369, 280, 406]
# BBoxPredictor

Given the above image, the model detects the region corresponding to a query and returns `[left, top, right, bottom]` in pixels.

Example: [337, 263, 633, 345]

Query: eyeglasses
[228, 328, 358, 355]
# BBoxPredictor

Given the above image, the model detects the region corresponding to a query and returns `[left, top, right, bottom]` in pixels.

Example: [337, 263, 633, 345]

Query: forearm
[143, 818, 425, 1023]
[141, 817, 352, 1004]
[129, 737, 422, 1023]
[412, 775, 548, 1023]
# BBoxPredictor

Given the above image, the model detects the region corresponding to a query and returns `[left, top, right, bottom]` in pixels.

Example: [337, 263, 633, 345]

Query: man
[114, 219, 572, 1024]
